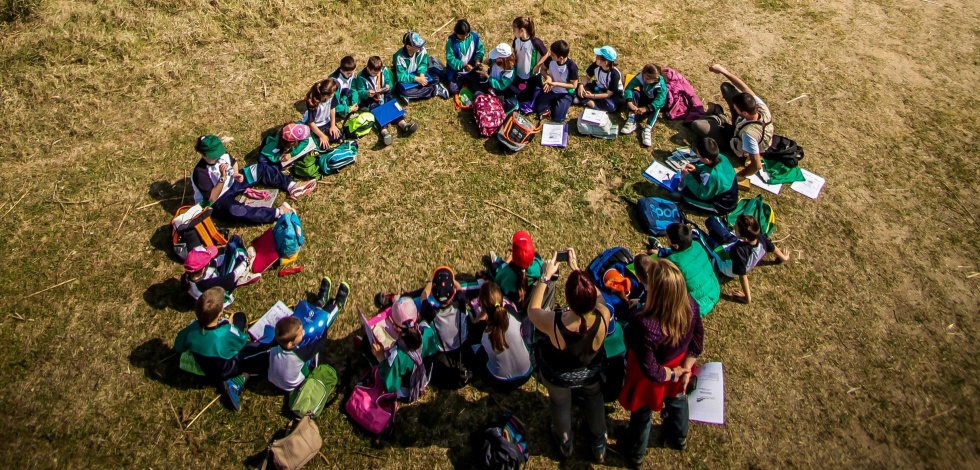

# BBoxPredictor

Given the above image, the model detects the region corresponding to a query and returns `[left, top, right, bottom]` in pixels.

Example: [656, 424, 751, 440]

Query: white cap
[488, 43, 513, 60]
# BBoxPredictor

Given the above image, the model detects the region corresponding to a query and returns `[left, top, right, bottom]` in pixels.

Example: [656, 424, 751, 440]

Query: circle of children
[168, 15, 795, 469]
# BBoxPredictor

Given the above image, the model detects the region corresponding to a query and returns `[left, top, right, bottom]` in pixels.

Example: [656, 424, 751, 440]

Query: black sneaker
[647, 236, 663, 252]
[592, 442, 606, 464]
[400, 121, 418, 136]
[316, 276, 332, 308]
[551, 426, 573, 459]
[334, 282, 351, 312]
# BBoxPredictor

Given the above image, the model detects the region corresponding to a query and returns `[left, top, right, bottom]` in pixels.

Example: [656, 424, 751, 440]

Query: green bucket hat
[196, 135, 226, 160]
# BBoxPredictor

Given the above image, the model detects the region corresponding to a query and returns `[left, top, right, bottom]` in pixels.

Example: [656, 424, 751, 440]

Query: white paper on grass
[790, 168, 826, 199]
[643, 160, 677, 185]
[248, 301, 293, 342]
[580, 108, 609, 126]
[540, 122, 567, 146]
[688, 361, 725, 425]
[749, 169, 782, 194]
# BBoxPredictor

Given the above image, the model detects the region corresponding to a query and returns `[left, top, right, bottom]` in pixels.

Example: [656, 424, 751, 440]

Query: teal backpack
[726, 194, 775, 236]
[317, 141, 358, 175]
[273, 212, 304, 258]
[344, 113, 376, 139]
[289, 364, 338, 418]
[292, 153, 321, 180]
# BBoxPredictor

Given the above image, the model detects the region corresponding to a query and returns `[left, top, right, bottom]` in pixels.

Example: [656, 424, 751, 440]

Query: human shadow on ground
[144, 277, 195, 312]
[129, 338, 207, 391]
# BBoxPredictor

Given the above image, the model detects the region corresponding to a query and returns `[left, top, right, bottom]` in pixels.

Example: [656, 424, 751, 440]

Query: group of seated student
[174, 277, 351, 410]
[169, 217, 791, 466]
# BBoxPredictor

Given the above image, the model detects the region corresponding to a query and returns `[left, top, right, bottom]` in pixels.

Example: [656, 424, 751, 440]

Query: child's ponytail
[513, 16, 535, 38]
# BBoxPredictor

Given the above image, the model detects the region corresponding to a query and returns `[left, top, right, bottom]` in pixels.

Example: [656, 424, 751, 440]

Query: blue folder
[371, 100, 406, 127]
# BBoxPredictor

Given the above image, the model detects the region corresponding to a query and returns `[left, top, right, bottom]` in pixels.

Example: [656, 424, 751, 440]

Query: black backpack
[763, 134, 805, 168]
[473, 414, 529, 470]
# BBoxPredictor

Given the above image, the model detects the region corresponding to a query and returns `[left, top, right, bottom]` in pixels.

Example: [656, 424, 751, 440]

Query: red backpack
[473, 93, 505, 137]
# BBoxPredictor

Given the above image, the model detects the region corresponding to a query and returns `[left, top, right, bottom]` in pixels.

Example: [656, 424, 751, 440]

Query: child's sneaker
[374, 291, 395, 310]
[381, 128, 394, 146]
[641, 127, 652, 147]
[436, 84, 450, 99]
[236, 271, 261, 286]
[572, 96, 581, 105]
[316, 276, 332, 307]
[334, 282, 351, 311]
[400, 121, 419, 136]
[621, 119, 637, 135]
[278, 202, 294, 216]
[223, 378, 243, 411]
[488, 250, 498, 264]
[551, 426, 573, 459]
[592, 442, 607, 464]
[288, 180, 317, 199]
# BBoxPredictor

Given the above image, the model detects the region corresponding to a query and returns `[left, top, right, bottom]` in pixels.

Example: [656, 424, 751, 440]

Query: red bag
[473, 93, 505, 137]
[345, 367, 397, 435]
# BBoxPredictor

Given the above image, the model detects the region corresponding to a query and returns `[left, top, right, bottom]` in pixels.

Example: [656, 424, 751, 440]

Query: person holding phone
[617, 258, 704, 465]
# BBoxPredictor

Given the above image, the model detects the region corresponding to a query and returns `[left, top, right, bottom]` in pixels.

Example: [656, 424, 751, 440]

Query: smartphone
[685, 375, 698, 395]
[556, 250, 570, 263]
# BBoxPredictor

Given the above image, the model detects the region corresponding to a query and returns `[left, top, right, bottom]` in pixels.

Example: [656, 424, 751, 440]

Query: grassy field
[1, 0, 978, 467]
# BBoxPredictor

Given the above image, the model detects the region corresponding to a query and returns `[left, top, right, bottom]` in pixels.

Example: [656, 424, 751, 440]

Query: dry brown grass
[0, 0, 978, 468]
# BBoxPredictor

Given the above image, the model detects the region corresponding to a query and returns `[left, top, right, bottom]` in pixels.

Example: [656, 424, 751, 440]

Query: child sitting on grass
[173, 287, 272, 411]
[578, 45, 622, 111]
[180, 235, 259, 305]
[678, 137, 739, 214]
[268, 278, 351, 393]
[655, 223, 720, 316]
[534, 40, 579, 123]
[621, 64, 668, 147]
[353, 56, 419, 146]
[474, 43, 519, 112]
[704, 214, 790, 303]
[444, 19, 485, 95]
[393, 31, 449, 102]
[328, 55, 360, 120]
[369, 297, 440, 401]
[488, 230, 543, 310]
[305, 78, 342, 148]
[190, 135, 312, 225]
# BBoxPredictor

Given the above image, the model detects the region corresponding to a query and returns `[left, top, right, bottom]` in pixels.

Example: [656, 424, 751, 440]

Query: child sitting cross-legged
[369, 297, 440, 401]
[534, 40, 579, 123]
[677, 137, 739, 214]
[578, 45, 622, 111]
[173, 286, 272, 411]
[268, 278, 351, 393]
[704, 214, 790, 303]
[328, 55, 360, 120]
[180, 235, 259, 305]
[655, 222, 720, 316]
[393, 31, 450, 102]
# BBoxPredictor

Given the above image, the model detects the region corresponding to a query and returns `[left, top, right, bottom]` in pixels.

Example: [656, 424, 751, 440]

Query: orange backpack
[171, 205, 228, 260]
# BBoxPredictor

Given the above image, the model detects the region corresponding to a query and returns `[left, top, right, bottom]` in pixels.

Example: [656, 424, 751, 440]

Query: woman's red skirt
[618, 349, 690, 413]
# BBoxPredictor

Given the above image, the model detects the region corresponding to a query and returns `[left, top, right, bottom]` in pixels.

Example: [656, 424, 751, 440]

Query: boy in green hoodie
[393, 31, 449, 102]
[354, 56, 419, 146]
[678, 138, 739, 214]
[444, 19, 485, 95]
[328, 55, 360, 119]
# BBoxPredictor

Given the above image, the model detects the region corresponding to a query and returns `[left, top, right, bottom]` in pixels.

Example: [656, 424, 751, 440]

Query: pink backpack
[345, 367, 397, 435]
[473, 93, 505, 137]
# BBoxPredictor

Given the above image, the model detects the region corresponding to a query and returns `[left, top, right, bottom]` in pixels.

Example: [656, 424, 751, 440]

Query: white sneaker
[641, 127, 652, 147]
[237, 271, 262, 286]
[436, 84, 450, 99]
[279, 202, 294, 215]
[621, 120, 637, 135]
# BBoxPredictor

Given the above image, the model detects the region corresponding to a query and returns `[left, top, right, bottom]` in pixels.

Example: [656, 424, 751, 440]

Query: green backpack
[344, 112, 376, 139]
[292, 153, 321, 180]
[726, 194, 775, 236]
[289, 364, 338, 418]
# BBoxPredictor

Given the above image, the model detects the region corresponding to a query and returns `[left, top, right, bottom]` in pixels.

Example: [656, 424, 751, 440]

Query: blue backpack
[273, 212, 304, 258]
[587, 247, 638, 323]
[637, 197, 684, 236]
[317, 141, 358, 175]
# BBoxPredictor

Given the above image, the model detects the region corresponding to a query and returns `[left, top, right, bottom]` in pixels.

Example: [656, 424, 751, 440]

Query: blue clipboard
[399, 74, 436, 91]
[371, 100, 406, 127]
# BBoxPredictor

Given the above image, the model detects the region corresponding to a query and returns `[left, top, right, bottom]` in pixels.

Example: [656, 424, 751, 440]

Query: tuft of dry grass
[0, 0, 978, 468]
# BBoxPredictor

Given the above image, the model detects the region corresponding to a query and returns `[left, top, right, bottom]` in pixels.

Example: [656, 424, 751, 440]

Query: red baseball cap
[511, 231, 535, 270]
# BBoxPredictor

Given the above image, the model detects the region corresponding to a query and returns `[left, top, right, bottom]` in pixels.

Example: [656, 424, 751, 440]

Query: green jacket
[393, 47, 429, 84]
[173, 321, 246, 360]
[488, 66, 516, 91]
[666, 245, 720, 316]
[328, 69, 360, 117]
[445, 32, 485, 71]
[682, 156, 736, 202]
[353, 66, 394, 108]
[623, 74, 667, 109]
[493, 257, 543, 299]
[258, 133, 318, 163]
[378, 325, 440, 393]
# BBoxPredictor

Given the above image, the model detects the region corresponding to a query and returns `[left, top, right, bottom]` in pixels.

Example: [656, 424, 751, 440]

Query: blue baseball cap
[593, 46, 618, 62]
[403, 31, 426, 48]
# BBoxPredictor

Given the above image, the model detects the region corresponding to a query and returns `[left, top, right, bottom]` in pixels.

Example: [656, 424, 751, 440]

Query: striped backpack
[317, 141, 358, 175]
[473, 93, 506, 137]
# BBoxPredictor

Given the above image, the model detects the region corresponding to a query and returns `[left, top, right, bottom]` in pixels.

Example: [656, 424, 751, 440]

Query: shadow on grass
[148, 179, 191, 216]
[144, 277, 194, 312]
[128, 338, 208, 390]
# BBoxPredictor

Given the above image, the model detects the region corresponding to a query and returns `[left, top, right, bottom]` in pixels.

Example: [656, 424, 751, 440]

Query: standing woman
[618, 259, 704, 466]
[528, 249, 610, 463]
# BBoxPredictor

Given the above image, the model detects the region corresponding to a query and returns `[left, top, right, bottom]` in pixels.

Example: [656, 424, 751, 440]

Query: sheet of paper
[642, 160, 677, 185]
[358, 307, 377, 345]
[688, 361, 725, 425]
[540, 122, 567, 147]
[790, 168, 826, 200]
[749, 170, 782, 194]
[580, 108, 608, 126]
[248, 301, 293, 343]
[241, 189, 279, 208]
